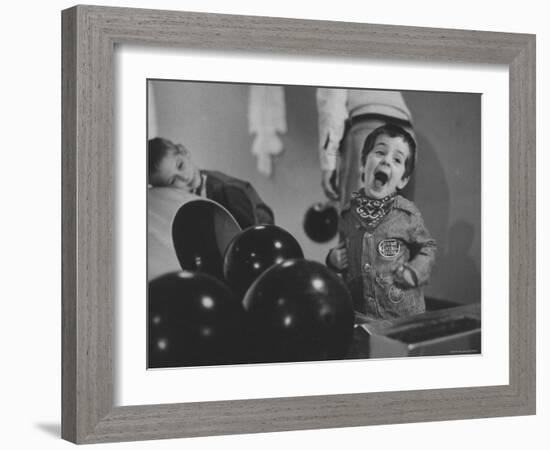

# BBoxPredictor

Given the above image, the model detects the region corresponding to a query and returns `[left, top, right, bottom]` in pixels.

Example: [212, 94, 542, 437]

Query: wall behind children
[151, 81, 481, 305]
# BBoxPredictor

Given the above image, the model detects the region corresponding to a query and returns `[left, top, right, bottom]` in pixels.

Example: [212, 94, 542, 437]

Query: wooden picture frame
[61, 5, 536, 444]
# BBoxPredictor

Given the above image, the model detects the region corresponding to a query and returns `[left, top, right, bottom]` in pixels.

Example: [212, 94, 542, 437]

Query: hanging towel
[248, 85, 287, 176]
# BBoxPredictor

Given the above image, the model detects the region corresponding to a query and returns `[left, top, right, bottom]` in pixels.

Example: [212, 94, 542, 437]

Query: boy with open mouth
[327, 124, 437, 320]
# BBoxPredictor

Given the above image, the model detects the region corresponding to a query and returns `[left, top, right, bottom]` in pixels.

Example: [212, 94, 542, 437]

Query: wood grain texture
[61, 7, 77, 443]
[61, 4, 536, 444]
[508, 36, 536, 411]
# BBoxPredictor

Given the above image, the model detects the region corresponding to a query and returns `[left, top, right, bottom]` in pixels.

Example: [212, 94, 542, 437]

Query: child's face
[361, 135, 410, 199]
[149, 144, 201, 191]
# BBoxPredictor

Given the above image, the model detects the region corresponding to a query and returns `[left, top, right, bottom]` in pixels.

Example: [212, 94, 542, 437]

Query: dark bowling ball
[223, 225, 304, 298]
[243, 259, 354, 363]
[303, 202, 339, 243]
[148, 271, 247, 368]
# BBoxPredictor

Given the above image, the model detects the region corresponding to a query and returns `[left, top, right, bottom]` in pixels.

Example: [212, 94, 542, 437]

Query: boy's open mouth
[374, 170, 389, 188]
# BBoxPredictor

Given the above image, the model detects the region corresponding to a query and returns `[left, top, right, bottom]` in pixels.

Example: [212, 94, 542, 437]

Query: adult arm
[316, 88, 348, 200]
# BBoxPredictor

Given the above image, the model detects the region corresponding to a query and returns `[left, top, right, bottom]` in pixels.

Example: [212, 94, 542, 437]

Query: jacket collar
[392, 195, 419, 215]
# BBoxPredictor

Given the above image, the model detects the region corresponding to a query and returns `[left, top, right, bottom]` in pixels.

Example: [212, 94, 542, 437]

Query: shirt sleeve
[223, 182, 275, 228]
[221, 185, 257, 230]
[404, 214, 437, 286]
[316, 88, 349, 171]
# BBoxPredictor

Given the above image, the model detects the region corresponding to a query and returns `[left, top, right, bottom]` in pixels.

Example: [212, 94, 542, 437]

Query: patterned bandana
[351, 190, 396, 228]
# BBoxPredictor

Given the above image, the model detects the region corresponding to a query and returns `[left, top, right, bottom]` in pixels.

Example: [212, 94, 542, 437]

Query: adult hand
[321, 169, 339, 200]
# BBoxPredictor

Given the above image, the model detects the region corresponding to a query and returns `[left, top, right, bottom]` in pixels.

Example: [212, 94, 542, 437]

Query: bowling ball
[303, 202, 339, 243]
[148, 271, 247, 368]
[223, 225, 304, 298]
[243, 259, 354, 363]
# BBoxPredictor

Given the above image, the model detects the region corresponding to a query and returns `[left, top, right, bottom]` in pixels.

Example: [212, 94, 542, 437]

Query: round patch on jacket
[388, 285, 404, 303]
[377, 239, 401, 258]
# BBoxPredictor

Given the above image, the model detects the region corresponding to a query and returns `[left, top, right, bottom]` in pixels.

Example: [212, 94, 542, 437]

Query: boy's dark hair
[360, 124, 417, 180]
[148, 137, 178, 176]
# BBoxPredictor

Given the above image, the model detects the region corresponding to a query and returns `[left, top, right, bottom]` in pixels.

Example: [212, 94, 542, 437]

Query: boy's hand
[328, 241, 348, 271]
[393, 265, 416, 288]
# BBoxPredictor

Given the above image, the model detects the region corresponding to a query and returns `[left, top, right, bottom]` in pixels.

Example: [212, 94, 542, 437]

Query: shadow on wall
[434, 220, 482, 304]
[410, 132, 480, 305]
[410, 131, 450, 250]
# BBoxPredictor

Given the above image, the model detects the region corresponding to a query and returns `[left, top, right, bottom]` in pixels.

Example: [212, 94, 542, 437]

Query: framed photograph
[62, 5, 535, 444]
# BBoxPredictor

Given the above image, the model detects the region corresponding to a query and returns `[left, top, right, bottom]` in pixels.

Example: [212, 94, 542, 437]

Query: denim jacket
[336, 195, 437, 320]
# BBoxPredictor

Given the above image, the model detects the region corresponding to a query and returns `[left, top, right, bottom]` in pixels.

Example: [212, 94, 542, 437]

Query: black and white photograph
[146, 80, 482, 368]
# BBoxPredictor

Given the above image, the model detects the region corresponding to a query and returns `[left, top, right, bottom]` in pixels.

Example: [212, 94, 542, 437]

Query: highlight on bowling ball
[223, 224, 304, 298]
[243, 259, 354, 363]
[148, 271, 247, 368]
[303, 202, 339, 243]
